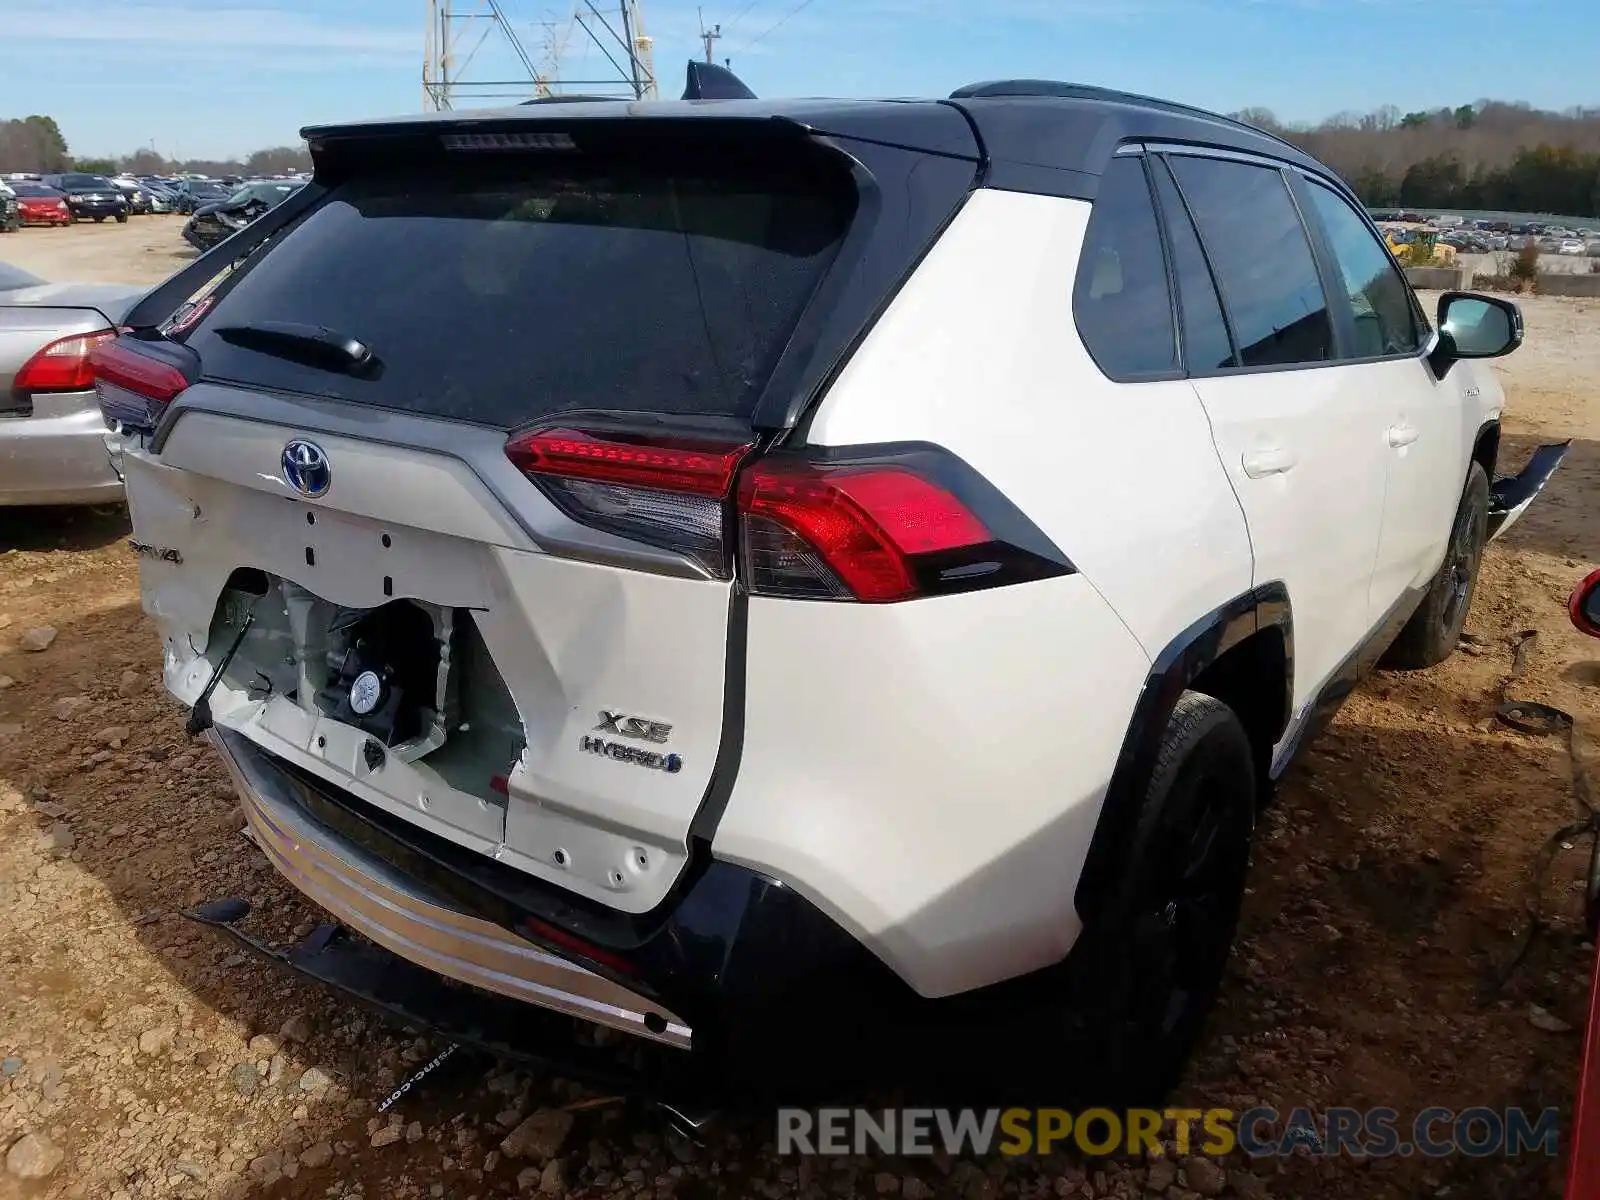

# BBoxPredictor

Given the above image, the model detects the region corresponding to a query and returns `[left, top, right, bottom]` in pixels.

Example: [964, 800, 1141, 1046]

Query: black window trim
[1157, 148, 1342, 377]
[1077, 140, 1441, 385]
[1145, 152, 1241, 373]
[1139, 139, 1438, 376]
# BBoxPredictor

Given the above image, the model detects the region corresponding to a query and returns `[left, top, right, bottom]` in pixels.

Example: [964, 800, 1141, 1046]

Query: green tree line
[1232, 100, 1600, 217]
[0, 114, 308, 179]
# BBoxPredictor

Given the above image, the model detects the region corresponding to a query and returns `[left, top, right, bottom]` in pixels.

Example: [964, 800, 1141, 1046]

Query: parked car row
[0, 171, 311, 225]
[0, 172, 308, 250]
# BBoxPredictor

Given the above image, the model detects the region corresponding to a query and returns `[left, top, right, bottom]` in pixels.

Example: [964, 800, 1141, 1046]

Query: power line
[747, 0, 820, 46]
[722, 0, 764, 33]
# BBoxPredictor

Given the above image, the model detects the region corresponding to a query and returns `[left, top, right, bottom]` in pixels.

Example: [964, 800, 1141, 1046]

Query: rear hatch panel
[120, 104, 981, 917]
[127, 392, 736, 913]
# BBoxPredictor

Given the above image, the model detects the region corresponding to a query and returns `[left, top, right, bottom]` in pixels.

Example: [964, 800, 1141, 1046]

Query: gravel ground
[2, 231, 1600, 1200]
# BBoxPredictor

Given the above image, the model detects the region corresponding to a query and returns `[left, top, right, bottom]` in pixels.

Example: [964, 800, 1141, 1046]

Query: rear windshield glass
[185, 157, 855, 427]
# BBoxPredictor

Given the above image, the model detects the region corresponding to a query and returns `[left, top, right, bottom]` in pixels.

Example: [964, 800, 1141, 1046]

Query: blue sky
[2, 0, 1592, 161]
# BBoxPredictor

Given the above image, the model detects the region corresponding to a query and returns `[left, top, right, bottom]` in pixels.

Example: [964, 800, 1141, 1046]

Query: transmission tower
[571, 2, 658, 99]
[423, 0, 658, 110]
[423, 0, 554, 109]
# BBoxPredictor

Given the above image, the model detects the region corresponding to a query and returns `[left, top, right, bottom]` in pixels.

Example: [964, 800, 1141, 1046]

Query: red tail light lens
[13, 329, 116, 393]
[739, 463, 992, 602]
[506, 425, 754, 576]
[506, 425, 1073, 601]
[507, 427, 750, 496]
[90, 339, 192, 432]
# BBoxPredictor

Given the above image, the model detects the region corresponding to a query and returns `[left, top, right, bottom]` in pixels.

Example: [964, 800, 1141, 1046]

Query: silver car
[0, 261, 147, 506]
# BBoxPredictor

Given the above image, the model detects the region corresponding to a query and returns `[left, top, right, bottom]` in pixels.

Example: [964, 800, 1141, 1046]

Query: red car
[1568, 567, 1600, 1200]
[10, 180, 72, 226]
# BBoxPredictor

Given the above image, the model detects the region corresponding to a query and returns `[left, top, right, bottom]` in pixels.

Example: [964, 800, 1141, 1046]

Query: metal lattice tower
[423, 0, 658, 110]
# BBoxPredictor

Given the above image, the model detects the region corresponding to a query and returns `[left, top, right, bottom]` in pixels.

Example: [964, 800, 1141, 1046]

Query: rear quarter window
[184, 157, 855, 428]
[1071, 155, 1178, 379]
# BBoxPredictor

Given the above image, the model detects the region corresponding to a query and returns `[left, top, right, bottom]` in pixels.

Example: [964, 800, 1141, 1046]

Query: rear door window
[1167, 155, 1334, 369]
[184, 158, 855, 428]
[1148, 157, 1236, 373]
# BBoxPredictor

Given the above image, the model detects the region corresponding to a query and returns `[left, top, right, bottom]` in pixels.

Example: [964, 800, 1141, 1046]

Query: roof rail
[519, 94, 626, 105]
[948, 79, 1304, 155]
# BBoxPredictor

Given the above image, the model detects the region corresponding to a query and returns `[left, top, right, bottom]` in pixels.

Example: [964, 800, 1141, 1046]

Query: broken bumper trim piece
[206, 726, 692, 1049]
[185, 897, 712, 1110]
[1488, 440, 1571, 543]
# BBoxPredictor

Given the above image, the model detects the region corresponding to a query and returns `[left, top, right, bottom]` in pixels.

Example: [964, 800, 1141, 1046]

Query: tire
[94, 216, 105, 223]
[115, 213, 128, 224]
[1040, 692, 1257, 1105]
[1384, 462, 1490, 670]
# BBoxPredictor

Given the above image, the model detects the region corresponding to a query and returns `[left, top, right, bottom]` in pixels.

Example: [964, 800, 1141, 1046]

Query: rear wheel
[1042, 692, 1256, 1104]
[93, 216, 105, 223]
[1384, 462, 1490, 669]
[115, 213, 128, 224]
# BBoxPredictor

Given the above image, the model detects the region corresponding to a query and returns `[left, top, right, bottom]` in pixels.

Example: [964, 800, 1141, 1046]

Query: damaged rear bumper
[186, 898, 704, 1104]
[200, 726, 955, 1099]
[207, 726, 691, 1049]
[1488, 441, 1571, 543]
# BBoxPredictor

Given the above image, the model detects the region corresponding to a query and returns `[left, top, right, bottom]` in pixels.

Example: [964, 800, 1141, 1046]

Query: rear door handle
[1388, 423, 1420, 448]
[1241, 447, 1297, 478]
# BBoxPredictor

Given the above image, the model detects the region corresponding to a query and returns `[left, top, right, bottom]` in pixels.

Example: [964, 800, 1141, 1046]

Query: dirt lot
[3, 223, 1600, 1200]
[2, 219, 196, 288]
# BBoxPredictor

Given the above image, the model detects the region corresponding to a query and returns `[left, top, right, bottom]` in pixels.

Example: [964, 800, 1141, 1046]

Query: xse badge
[582, 710, 681, 772]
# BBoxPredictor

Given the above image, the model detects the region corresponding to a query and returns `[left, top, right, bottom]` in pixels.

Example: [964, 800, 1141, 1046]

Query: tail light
[13, 329, 116, 393]
[507, 424, 1073, 601]
[506, 425, 754, 577]
[89, 338, 193, 433]
[739, 461, 992, 602]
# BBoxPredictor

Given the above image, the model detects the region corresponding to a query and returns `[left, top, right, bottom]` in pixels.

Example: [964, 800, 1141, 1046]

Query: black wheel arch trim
[1073, 582, 1291, 923]
[1471, 419, 1500, 477]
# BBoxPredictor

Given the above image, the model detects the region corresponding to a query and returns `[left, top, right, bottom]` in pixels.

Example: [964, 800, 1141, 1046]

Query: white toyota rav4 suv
[104, 78, 1567, 1105]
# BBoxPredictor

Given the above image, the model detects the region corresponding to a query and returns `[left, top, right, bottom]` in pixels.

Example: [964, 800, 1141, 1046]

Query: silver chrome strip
[207, 729, 692, 1049]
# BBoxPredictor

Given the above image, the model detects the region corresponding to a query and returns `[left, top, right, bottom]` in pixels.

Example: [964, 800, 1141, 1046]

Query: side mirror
[1573, 569, 1600, 639]
[1429, 292, 1523, 378]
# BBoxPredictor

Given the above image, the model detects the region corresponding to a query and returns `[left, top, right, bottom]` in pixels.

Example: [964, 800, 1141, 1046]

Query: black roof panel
[945, 80, 1328, 200]
[303, 82, 1340, 201]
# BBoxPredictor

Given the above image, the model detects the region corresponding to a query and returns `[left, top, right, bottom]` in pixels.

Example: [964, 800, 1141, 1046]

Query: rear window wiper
[213, 321, 381, 378]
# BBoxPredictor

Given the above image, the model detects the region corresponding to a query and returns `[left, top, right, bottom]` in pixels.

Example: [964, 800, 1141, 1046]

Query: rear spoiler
[123, 182, 325, 332]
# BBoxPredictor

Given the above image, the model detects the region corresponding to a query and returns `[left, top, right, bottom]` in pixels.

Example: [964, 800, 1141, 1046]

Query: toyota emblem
[281, 439, 331, 498]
